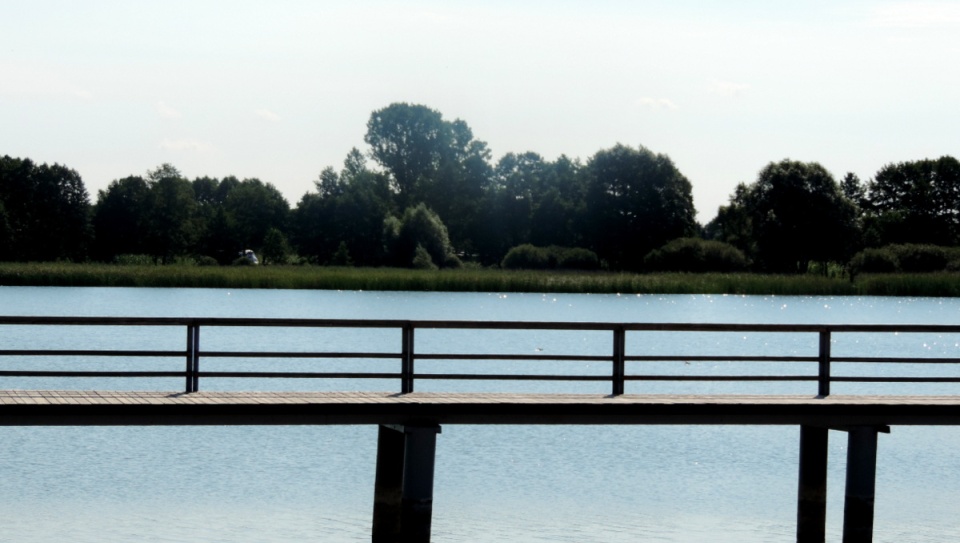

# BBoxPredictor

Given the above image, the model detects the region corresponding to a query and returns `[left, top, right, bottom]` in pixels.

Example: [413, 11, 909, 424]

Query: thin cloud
[159, 139, 212, 152]
[868, 2, 960, 28]
[156, 101, 182, 119]
[635, 97, 679, 110]
[254, 109, 282, 122]
[708, 80, 750, 97]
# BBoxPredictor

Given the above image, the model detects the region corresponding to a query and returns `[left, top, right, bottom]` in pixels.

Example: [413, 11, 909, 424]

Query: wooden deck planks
[0, 388, 958, 431]
[3, 389, 960, 406]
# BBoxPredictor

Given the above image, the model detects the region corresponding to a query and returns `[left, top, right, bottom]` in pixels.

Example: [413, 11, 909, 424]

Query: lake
[1, 287, 959, 542]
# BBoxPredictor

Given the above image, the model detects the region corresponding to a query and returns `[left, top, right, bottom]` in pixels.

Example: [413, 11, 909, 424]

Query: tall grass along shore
[1, 262, 958, 296]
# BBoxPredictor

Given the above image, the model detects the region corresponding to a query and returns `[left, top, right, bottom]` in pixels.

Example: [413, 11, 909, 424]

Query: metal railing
[2, 317, 960, 396]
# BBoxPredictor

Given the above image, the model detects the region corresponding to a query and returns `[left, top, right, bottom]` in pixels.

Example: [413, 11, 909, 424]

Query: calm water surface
[1, 287, 959, 542]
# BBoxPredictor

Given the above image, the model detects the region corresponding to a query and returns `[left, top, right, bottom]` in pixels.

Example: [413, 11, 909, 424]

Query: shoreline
[1, 262, 959, 297]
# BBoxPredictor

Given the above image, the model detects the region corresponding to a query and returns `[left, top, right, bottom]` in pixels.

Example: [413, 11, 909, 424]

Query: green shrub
[112, 254, 156, 266]
[848, 248, 899, 275]
[383, 204, 459, 268]
[555, 247, 600, 270]
[443, 253, 464, 269]
[412, 244, 438, 270]
[502, 244, 550, 270]
[644, 238, 749, 273]
[330, 241, 353, 266]
[195, 256, 220, 267]
[849, 244, 953, 275]
[890, 244, 947, 272]
[502, 245, 600, 271]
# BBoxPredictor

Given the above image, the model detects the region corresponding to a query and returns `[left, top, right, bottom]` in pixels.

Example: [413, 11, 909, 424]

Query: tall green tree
[583, 144, 697, 270]
[291, 153, 392, 266]
[704, 183, 756, 258]
[141, 164, 198, 263]
[364, 103, 449, 207]
[383, 203, 457, 268]
[865, 156, 960, 246]
[222, 178, 290, 251]
[742, 160, 859, 272]
[530, 155, 586, 248]
[0, 156, 91, 261]
[364, 103, 492, 254]
[0, 200, 12, 259]
[92, 175, 150, 261]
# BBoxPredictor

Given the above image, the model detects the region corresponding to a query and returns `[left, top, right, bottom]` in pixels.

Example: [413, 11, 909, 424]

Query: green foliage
[141, 164, 198, 263]
[291, 156, 392, 267]
[330, 241, 353, 266]
[383, 203, 457, 268]
[644, 238, 749, 273]
[6, 105, 959, 279]
[584, 144, 697, 270]
[715, 160, 860, 273]
[865, 156, 960, 246]
[13, 261, 960, 296]
[412, 244, 438, 270]
[0, 200, 11, 258]
[260, 227, 291, 265]
[501, 244, 550, 269]
[223, 178, 290, 250]
[0, 156, 91, 261]
[112, 254, 157, 265]
[365, 103, 449, 206]
[849, 244, 956, 275]
[501, 244, 600, 270]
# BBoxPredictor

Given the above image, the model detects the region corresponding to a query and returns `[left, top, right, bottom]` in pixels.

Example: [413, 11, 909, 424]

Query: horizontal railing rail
[2, 316, 960, 395]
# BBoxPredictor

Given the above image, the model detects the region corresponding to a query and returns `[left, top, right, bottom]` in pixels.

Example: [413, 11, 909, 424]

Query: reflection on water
[2, 287, 960, 542]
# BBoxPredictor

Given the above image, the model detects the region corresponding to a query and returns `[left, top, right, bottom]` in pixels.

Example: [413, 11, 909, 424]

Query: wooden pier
[3, 316, 960, 542]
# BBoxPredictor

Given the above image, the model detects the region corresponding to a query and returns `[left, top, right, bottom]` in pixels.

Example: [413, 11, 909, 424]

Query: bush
[411, 244, 438, 270]
[555, 247, 600, 271]
[112, 254, 157, 266]
[891, 244, 947, 272]
[849, 244, 954, 275]
[443, 253, 464, 269]
[329, 241, 353, 266]
[849, 248, 899, 275]
[501, 245, 600, 270]
[644, 238, 749, 273]
[383, 204, 459, 268]
[195, 256, 220, 267]
[502, 244, 550, 270]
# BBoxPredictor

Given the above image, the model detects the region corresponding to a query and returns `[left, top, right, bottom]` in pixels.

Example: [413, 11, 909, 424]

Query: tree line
[1, 102, 958, 273]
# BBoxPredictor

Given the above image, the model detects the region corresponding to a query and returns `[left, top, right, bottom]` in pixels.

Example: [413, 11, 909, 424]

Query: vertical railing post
[185, 323, 200, 393]
[612, 325, 626, 396]
[818, 330, 831, 397]
[401, 323, 415, 394]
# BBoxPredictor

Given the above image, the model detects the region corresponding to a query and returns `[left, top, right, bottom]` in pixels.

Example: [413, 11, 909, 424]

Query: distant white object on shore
[240, 249, 259, 265]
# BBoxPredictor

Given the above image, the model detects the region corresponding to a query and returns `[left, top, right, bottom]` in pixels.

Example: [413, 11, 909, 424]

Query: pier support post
[372, 425, 406, 542]
[797, 425, 829, 543]
[371, 424, 441, 543]
[842, 426, 888, 543]
[401, 425, 441, 542]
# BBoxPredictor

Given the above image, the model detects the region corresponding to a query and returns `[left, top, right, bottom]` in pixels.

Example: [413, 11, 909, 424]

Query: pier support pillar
[371, 424, 442, 543]
[372, 425, 406, 541]
[842, 426, 888, 543]
[797, 425, 829, 543]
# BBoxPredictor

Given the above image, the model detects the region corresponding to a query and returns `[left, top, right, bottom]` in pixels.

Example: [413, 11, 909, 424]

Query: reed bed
[0, 263, 956, 296]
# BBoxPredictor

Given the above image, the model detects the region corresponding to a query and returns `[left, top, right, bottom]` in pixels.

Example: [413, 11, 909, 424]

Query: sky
[2, 1, 959, 222]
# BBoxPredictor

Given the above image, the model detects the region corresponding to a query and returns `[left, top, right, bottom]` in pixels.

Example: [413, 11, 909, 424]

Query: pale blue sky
[3, 1, 959, 221]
